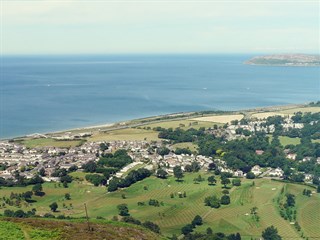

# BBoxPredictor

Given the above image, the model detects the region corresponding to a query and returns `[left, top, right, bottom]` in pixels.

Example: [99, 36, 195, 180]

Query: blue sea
[1, 54, 319, 139]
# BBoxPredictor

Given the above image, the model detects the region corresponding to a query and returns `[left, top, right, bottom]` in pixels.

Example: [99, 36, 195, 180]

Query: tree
[222, 189, 229, 195]
[156, 169, 168, 179]
[232, 178, 241, 186]
[206, 227, 213, 235]
[286, 194, 295, 207]
[192, 215, 203, 226]
[157, 147, 170, 157]
[108, 178, 119, 192]
[49, 202, 58, 212]
[32, 183, 43, 196]
[63, 181, 68, 188]
[173, 166, 184, 181]
[208, 175, 216, 185]
[220, 195, 231, 205]
[65, 193, 71, 200]
[208, 162, 216, 171]
[82, 161, 97, 173]
[117, 203, 129, 216]
[204, 195, 221, 208]
[191, 161, 200, 172]
[262, 226, 282, 240]
[246, 172, 255, 179]
[317, 185, 320, 193]
[181, 224, 193, 235]
[39, 168, 46, 176]
[13, 210, 26, 218]
[221, 177, 231, 188]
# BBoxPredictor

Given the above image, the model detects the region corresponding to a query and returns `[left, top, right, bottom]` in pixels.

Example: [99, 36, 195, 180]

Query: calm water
[1, 54, 319, 139]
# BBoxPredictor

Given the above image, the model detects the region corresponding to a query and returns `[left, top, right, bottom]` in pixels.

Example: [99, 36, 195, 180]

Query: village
[0, 134, 318, 185]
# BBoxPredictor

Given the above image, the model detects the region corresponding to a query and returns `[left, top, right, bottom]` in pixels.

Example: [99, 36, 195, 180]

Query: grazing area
[278, 106, 320, 114]
[88, 128, 160, 142]
[251, 112, 290, 119]
[0, 172, 318, 239]
[18, 138, 84, 149]
[141, 119, 218, 130]
[191, 114, 244, 123]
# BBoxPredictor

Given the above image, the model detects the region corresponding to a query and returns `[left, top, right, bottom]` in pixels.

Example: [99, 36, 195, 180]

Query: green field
[0, 173, 319, 239]
[268, 135, 301, 146]
[171, 142, 198, 152]
[19, 138, 84, 148]
[88, 128, 160, 142]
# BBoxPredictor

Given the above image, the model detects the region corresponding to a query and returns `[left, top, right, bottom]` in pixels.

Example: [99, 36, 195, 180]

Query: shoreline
[2, 102, 314, 141]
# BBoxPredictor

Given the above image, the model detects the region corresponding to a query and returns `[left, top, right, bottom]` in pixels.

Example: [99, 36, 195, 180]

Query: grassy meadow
[0, 173, 319, 239]
[18, 138, 84, 148]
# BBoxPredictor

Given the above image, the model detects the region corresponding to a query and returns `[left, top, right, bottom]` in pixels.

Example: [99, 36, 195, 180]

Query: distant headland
[245, 54, 320, 66]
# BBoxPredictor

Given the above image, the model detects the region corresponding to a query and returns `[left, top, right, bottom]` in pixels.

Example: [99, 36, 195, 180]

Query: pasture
[191, 114, 244, 124]
[18, 138, 84, 148]
[250, 112, 291, 119]
[0, 173, 318, 239]
[171, 142, 198, 152]
[88, 128, 160, 142]
[278, 106, 320, 114]
[141, 119, 219, 130]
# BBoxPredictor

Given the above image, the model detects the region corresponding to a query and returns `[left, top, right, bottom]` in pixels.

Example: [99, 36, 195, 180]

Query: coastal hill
[245, 54, 320, 66]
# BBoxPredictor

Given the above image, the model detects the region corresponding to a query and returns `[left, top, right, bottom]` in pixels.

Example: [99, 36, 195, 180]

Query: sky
[1, 0, 319, 55]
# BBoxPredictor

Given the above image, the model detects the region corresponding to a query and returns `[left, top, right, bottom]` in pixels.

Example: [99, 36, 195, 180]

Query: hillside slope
[0, 218, 162, 240]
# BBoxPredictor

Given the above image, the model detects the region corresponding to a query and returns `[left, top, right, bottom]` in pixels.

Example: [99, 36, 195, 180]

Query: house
[302, 157, 312, 162]
[233, 170, 244, 177]
[304, 174, 313, 182]
[269, 167, 284, 177]
[255, 150, 264, 155]
[251, 165, 262, 176]
[286, 153, 297, 160]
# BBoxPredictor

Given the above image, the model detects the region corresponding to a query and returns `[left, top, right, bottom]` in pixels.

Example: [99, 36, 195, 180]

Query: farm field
[141, 119, 219, 130]
[278, 106, 320, 114]
[88, 128, 160, 142]
[18, 138, 84, 148]
[191, 114, 244, 123]
[0, 173, 318, 239]
[250, 112, 291, 119]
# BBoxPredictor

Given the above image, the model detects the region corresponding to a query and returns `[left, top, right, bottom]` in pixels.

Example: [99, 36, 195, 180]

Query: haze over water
[1, 54, 319, 139]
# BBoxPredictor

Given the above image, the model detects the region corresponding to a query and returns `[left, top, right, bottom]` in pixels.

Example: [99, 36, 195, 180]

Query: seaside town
[1, 113, 319, 184]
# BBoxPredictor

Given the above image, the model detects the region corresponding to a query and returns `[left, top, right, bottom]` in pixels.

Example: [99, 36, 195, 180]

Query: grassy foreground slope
[0, 218, 161, 240]
[1, 173, 319, 239]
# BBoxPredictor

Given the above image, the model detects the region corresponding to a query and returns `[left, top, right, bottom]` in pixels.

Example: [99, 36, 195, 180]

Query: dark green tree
[220, 195, 231, 205]
[156, 169, 168, 179]
[208, 175, 216, 185]
[262, 226, 282, 240]
[117, 203, 129, 216]
[173, 166, 184, 181]
[181, 224, 193, 235]
[221, 177, 231, 188]
[65, 193, 71, 200]
[191, 215, 203, 226]
[49, 202, 58, 212]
